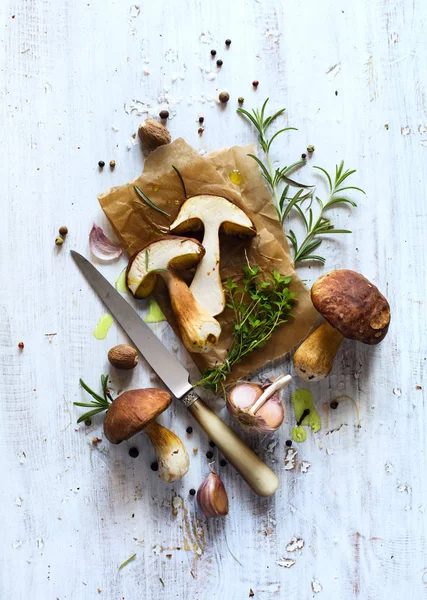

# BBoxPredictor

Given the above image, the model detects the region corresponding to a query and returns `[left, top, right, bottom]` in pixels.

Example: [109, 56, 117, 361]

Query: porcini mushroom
[293, 270, 390, 381]
[103, 388, 190, 482]
[104, 388, 172, 444]
[169, 195, 256, 316]
[126, 236, 221, 353]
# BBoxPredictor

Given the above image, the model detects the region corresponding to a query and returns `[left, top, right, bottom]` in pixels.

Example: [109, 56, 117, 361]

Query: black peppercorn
[225, 39, 231, 46]
[219, 459, 227, 467]
[198, 116, 204, 124]
[252, 80, 259, 87]
[210, 49, 217, 56]
[159, 109, 169, 120]
[186, 426, 193, 434]
[98, 160, 105, 168]
[206, 450, 214, 459]
[84, 419, 92, 427]
[238, 97, 244, 104]
[285, 439, 292, 447]
[150, 461, 159, 471]
[129, 447, 139, 458]
[209, 441, 215, 448]
[330, 401, 339, 409]
[216, 59, 223, 67]
[301, 153, 307, 159]
[189, 488, 196, 496]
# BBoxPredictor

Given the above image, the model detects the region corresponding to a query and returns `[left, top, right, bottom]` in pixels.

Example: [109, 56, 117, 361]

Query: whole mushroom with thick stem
[75, 377, 190, 483]
[103, 388, 190, 482]
[169, 195, 256, 316]
[293, 270, 391, 381]
[126, 236, 221, 353]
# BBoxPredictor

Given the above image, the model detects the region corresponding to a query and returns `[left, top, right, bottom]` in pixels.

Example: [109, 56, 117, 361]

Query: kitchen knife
[71, 251, 279, 496]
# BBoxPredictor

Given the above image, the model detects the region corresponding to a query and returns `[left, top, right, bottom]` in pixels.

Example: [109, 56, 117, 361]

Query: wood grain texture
[1, 0, 426, 598]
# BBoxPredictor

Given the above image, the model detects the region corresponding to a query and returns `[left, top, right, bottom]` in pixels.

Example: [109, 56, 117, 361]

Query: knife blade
[71, 250, 192, 399]
[71, 250, 279, 496]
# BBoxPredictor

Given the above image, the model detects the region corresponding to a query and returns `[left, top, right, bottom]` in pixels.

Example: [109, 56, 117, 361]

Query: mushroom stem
[190, 223, 223, 316]
[248, 374, 292, 415]
[144, 421, 190, 482]
[161, 271, 221, 353]
[293, 322, 344, 382]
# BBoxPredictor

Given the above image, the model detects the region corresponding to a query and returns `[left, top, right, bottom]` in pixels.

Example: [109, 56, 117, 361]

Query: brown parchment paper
[98, 138, 317, 382]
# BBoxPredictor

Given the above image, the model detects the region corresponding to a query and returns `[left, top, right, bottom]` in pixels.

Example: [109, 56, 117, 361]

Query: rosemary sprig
[172, 165, 187, 198]
[74, 374, 113, 423]
[197, 265, 295, 393]
[238, 99, 365, 264]
[284, 161, 365, 263]
[237, 98, 305, 216]
[134, 185, 170, 217]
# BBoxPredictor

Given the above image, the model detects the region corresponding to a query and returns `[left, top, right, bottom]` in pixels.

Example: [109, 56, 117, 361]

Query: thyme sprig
[197, 265, 296, 393]
[74, 374, 113, 423]
[238, 98, 365, 264]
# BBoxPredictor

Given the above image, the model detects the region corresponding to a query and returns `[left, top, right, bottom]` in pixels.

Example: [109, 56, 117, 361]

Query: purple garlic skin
[197, 471, 229, 517]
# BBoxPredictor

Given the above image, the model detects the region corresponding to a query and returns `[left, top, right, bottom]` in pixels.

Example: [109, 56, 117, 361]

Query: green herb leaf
[197, 264, 295, 392]
[239, 99, 364, 265]
[118, 553, 136, 571]
[172, 165, 187, 199]
[134, 185, 170, 217]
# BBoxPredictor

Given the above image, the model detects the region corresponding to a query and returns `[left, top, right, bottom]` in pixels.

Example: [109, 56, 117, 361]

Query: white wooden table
[1, 1, 426, 598]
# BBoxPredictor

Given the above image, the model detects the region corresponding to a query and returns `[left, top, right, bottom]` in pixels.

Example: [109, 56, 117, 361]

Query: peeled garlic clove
[227, 382, 285, 434]
[197, 471, 229, 517]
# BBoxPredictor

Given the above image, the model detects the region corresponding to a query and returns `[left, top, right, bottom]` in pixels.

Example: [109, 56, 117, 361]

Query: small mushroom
[126, 236, 221, 353]
[103, 388, 189, 482]
[169, 195, 256, 316]
[293, 270, 390, 381]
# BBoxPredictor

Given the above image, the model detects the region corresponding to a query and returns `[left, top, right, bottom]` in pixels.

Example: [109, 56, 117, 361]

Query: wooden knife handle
[186, 395, 279, 497]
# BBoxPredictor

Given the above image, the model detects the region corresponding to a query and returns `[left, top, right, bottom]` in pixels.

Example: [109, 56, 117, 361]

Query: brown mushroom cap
[104, 388, 172, 444]
[311, 270, 390, 345]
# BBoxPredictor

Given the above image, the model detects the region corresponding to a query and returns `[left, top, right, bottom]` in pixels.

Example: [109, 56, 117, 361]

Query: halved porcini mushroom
[169, 195, 256, 316]
[126, 236, 221, 353]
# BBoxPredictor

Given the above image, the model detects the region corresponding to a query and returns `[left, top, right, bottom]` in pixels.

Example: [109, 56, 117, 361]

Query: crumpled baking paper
[99, 138, 317, 383]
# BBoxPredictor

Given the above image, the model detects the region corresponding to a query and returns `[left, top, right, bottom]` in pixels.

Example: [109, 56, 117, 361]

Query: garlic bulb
[197, 468, 229, 518]
[227, 374, 291, 434]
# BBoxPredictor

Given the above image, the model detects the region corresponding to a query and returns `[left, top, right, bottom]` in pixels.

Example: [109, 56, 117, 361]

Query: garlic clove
[144, 421, 190, 482]
[197, 470, 229, 517]
[227, 382, 285, 434]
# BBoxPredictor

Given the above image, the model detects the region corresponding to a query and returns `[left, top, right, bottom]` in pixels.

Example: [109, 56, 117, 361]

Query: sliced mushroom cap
[104, 388, 172, 444]
[312, 269, 390, 344]
[169, 195, 256, 316]
[293, 270, 390, 382]
[126, 236, 222, 353]
[126, 236, 205, 298]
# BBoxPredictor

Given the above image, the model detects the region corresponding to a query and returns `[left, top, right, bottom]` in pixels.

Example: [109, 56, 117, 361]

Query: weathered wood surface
[1, 0, 426, 598]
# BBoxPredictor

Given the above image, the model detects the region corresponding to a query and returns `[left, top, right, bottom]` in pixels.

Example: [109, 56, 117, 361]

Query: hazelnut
[219, 91, 230, 103]
[108, 344, 139, 370]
